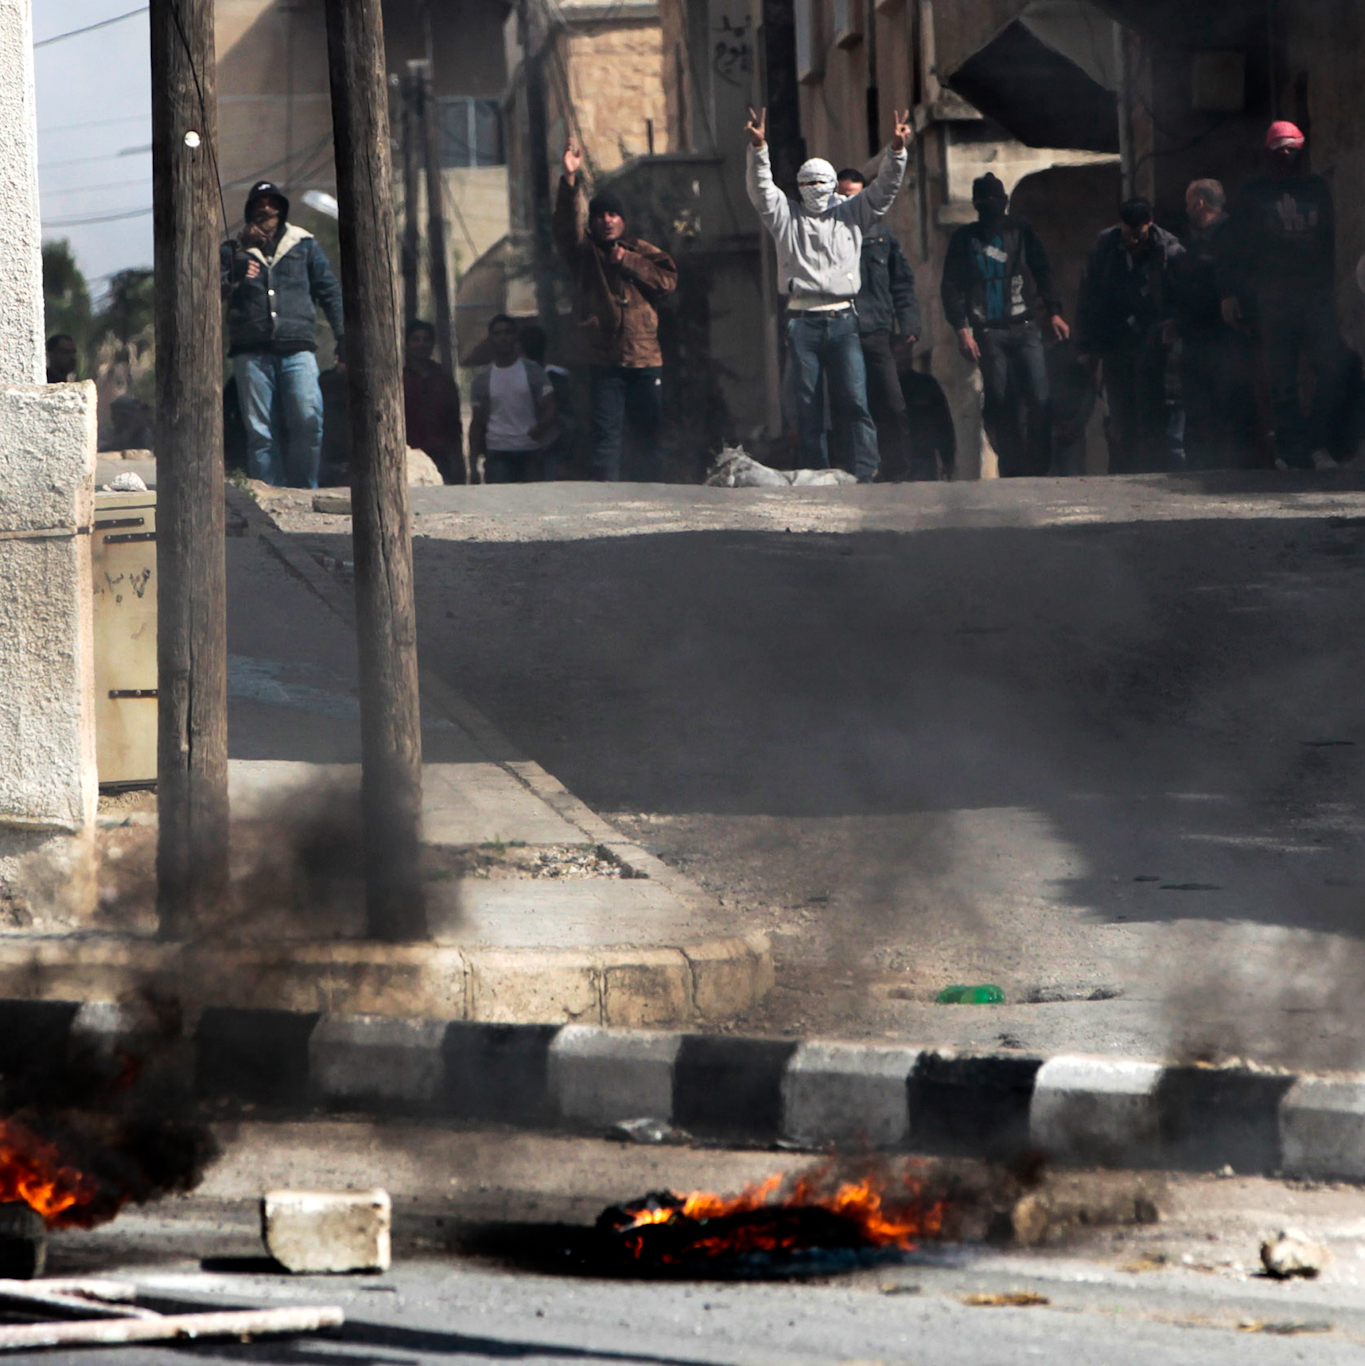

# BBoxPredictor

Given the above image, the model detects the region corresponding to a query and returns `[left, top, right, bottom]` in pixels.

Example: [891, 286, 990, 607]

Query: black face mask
[975, 199, 1007, 229]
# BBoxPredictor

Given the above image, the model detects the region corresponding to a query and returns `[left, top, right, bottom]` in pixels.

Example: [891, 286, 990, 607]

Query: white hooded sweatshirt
[747, 143, 907, 303]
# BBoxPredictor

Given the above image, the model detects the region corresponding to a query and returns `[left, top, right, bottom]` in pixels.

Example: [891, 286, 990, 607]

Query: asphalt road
[266, 471, 1365, 1067]
[14, 1123, 1365, 1365]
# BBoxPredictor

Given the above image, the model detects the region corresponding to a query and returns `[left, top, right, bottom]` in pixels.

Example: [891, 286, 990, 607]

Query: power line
[40, 146, 152, 171]
[34, 6, 148, 48]
[40, 113, 149, 136]
[43, 206, 152, 227]
[44, 177, 152, 197]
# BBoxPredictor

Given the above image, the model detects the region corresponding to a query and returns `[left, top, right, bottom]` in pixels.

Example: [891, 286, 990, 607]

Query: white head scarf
[797, 157, 838, 214]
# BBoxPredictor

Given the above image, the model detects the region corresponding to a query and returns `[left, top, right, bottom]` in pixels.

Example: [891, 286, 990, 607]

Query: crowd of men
[49, 114, 1355, 486]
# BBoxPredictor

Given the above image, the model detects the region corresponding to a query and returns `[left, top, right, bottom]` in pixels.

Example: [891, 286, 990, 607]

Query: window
[438, 98, 505, 168]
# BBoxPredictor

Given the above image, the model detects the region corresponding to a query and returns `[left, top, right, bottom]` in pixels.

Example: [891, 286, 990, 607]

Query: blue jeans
[589, 365, 662, 481]
[233, 349, 324, 488]
[787, 311, 878, 481]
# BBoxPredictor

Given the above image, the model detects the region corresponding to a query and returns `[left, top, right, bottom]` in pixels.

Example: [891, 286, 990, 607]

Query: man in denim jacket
[221, 181, 344, 487]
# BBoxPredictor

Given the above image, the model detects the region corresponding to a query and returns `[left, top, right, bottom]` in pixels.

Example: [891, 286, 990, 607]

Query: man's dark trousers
[590, 365, 663, 481]
[1181, 328, 1258, 469]
[1257, 287, 1351, 468]
[1103, 327, 1183, 474]
[860, 329, 916, 481]
[978, 321, 1050, 477]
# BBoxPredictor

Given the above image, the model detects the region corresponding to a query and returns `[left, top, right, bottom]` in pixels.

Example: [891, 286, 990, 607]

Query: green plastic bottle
[935, 984, 1005, 1005]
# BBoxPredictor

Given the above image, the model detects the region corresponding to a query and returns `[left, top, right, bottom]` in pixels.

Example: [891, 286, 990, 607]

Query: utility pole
[517, 0, 556, 326]
[414, 45, 454, 371]
[150, 0, 229, 938]
[400, 67, 421, 330]
[324, 0, 428, 941]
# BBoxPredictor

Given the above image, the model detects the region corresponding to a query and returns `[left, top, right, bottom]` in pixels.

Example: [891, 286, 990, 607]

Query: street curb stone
[8, 997, 1365, 1176]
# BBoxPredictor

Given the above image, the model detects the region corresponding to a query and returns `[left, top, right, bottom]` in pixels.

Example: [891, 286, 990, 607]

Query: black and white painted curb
[5, 999, 1363, 1180]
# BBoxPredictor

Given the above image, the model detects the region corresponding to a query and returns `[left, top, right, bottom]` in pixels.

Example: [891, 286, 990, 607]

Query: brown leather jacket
[553, 176, 677, 368]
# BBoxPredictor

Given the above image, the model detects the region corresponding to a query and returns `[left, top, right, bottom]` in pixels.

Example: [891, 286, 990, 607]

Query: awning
[949, 10, 1119, 153]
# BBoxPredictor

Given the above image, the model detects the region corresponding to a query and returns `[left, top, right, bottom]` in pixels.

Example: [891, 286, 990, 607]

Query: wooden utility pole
[324, 0, 428, 941]
[517, 0, 556, 326]
[150, 0, 229, 938]
[414, 47, 454, 370]
[400, 67, 421, 330]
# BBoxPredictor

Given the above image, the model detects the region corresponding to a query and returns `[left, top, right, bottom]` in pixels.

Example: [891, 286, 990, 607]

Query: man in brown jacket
[555, 140, 678, 480]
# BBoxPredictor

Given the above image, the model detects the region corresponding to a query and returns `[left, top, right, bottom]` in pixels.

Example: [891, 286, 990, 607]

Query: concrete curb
[8, 999, 1358, 1178]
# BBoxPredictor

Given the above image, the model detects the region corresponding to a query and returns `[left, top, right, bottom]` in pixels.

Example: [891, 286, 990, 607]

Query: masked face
[975, 196, 1007, 229]
[797, 158, 837, 214]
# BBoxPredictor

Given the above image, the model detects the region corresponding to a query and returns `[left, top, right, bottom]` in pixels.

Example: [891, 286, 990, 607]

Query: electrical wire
[44, 177, 153, 198]
[40, 146, 152, 171]
[43, 206, 152, 227]
[34, 7, 148, 48]
[40, 113, 149, 136]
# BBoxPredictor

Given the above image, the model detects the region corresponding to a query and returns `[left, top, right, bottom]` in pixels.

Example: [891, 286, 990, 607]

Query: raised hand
[563, 139, 583, 183]
[891, 109, 913, 152]
[746, 106, 767, 149]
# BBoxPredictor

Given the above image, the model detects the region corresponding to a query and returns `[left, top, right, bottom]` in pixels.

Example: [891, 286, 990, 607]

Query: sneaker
[1311, 448, 1338, 470]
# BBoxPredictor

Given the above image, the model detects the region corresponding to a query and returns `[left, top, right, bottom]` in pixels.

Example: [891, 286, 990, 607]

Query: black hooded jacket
[1076, 223, 1184, 354]
[220, 220, 345, 356]
[855, 223, 921, 338]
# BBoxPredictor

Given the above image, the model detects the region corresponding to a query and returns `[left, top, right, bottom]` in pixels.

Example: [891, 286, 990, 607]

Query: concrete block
[782, 1042, 920, 1148]
[310, 1015, 447, 1112]
[684, 936, 770, 1021]
[467, 948, 601, 1023]
[1155, 1066, 1294, 1173]
[1280, 1076, 1365, 1179]
[600, 949, 691, 1027]
[196, 1008, 321, 1108]
[910, 1052, 1042, 1160]
[262, 1189, 391, 1273]
[1031, 1056, 1162, 1167]
[673, 1035, 798, 1142]
[549, 1025, 682, 1126]
[440, 1021, 561, 1123]
[0, 0, 44, 387]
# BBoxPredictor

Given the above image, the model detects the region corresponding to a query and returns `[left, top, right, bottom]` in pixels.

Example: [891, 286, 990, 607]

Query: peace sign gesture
[890, 110, 913, 152]
[745, 106, 766, 149]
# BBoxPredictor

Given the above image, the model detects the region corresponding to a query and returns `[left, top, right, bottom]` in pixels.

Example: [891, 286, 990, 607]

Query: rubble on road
[1260, 1228, 1329, 1278]
[706, 448, 858, 488]
[262, 1189, 392, 1274]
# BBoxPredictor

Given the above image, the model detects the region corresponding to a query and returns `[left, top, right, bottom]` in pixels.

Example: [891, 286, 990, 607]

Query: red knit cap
[1265, 120, 1305, 150]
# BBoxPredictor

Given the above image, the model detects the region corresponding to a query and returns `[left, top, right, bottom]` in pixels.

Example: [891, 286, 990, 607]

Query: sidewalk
[0, 465, 769, 1026]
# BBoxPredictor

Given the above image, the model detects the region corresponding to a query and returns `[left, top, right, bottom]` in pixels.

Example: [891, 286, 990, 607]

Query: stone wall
[0, 0, 42, 385]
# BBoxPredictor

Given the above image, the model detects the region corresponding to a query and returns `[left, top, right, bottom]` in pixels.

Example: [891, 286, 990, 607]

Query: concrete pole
[0, 0, 44, 384]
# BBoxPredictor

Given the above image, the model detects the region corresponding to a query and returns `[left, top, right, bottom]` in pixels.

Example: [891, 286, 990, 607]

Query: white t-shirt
[486, 358, 550, 452]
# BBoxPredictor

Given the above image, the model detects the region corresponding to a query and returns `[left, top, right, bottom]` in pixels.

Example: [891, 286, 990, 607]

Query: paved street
[14, 1124, 1365, 1364]
[261, 471, 1365, 1067]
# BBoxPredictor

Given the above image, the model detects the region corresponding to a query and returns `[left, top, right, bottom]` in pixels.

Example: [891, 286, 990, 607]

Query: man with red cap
[1218, 120, 1351, 468]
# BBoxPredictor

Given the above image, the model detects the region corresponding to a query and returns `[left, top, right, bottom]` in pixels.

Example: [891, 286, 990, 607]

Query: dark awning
[949, 18, 1119, 153]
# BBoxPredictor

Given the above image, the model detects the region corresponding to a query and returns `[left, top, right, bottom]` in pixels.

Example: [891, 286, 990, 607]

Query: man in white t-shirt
[469, 314, 557, 482]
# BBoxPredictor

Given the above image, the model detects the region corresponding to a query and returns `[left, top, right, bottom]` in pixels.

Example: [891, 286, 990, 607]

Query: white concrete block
[310, 1015, 447, 1109]
[262, 1189, 391, 1273]
[0, 383, 97, 533]
[0, 0, 44, 386]
[1030, 1056, 1163, 1166]
[1280, 1077, 1365, 1179]
[781, 1042, 919, 1148]
[548, 1025, 681, 1126]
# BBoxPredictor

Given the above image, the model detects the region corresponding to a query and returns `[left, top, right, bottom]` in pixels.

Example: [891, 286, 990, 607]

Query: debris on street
[1259, 1228, 1329, 1279]
[706, 448, 858, 488]
[262, 1189, 391, 1274]
[960, 1290, 1050, 1307]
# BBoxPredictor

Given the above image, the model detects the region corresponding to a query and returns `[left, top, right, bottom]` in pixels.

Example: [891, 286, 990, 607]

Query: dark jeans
[485, 448, 552, 483]
[590, 365, 662, 482]
[1257, 287, 1351, 467]
[977, 322, 1050, 477]
[1103, 329, 1185, 474]
[860, 330, 915, 481]
[788, 310, 878, 481]
[1181, 328, 1259, 470]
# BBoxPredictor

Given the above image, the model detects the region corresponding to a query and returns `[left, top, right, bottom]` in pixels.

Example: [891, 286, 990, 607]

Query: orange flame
[0, 1120, 99, 1227]
[615, 1163, 946, 1261]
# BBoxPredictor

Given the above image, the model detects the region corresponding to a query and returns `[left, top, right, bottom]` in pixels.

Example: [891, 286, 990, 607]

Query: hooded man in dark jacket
[837, 168, 923, 480]
[1218, 121, 1351, 468]
[941, 173, 1069, 477]
[1077, 197, 1185, 474]
[221, 181, 344, 487]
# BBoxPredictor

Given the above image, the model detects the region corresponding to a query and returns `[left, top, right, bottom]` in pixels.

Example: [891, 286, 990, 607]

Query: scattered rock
[961, 1291, 1049, 1307]
[313, 490, 351, 515]
[1011, 1194, 1050, 1248]
[612, 1117, 691, 1146]
[406, 446, 443, 486]
[262, 1188, 391, 1273]
[1260, 1228, 1329, 1279]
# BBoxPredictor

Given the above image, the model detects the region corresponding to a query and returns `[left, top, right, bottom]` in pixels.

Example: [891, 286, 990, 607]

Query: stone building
[216, 0, 512, 333]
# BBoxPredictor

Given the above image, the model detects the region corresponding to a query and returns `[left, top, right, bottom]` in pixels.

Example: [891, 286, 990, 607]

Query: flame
[0, 1119, 99, 1227]
[613, 1163, 946, 1263]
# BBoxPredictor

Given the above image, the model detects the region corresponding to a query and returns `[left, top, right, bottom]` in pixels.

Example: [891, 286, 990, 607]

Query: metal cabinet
[92, 490, 157, 787]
